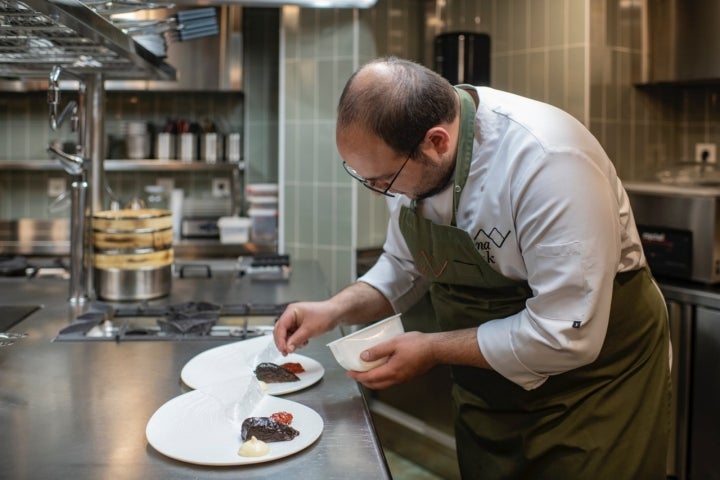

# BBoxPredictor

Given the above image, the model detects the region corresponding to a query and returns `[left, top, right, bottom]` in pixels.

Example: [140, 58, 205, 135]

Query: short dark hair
[337, 56, 457, 156]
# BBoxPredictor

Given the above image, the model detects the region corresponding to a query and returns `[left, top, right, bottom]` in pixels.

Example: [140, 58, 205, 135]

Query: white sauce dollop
[238, 436, 269, 457]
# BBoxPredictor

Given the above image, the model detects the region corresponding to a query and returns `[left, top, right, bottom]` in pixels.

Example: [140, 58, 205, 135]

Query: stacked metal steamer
[92, 208, 174, 300]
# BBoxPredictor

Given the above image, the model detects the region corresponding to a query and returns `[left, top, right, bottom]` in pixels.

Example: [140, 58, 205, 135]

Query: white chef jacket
[359, 86, 647, 390]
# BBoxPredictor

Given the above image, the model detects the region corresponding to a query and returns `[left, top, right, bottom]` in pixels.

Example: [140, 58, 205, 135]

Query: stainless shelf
[0, 217, 273, 258]
[173, 239, 276, 259]
[0, 239, 275, 258]
[0, 0, 175, 80]
[0, 159, 245, 171]
[106, 159, 245, 172]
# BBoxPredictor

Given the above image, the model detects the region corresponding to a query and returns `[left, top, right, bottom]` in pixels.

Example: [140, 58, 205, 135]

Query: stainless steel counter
[0, 260, 391, 479]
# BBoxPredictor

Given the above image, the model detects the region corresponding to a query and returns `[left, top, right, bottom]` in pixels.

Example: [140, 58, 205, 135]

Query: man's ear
[424, 126, 452, 157]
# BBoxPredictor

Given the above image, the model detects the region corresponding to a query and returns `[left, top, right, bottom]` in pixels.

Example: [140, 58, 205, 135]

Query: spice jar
[144, 185, 170, 210]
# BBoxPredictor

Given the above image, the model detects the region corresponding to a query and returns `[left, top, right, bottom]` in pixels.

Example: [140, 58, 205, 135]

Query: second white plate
[180, 335, 325, 395]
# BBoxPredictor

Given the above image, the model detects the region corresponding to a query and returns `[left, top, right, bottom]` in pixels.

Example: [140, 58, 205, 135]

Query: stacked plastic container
[246, 183, 279, 244]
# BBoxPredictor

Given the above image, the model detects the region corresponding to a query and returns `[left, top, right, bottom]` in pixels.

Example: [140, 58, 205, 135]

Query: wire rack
[0, 0, 175, 80]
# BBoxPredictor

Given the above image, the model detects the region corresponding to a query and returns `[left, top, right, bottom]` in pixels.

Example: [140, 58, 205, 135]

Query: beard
[412, 150, 456, 201]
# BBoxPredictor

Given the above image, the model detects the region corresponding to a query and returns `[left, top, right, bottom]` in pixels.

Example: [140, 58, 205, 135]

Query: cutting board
[0, 305, 41, 331]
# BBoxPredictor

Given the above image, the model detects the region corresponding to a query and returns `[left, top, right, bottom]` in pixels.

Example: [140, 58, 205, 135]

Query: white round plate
[146, 389, 323, 466]
[180, 335, 324, 395]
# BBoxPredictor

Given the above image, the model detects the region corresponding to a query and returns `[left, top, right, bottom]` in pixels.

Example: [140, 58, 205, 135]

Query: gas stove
[0, 255, 70, 279]
[54, 301, 288, 342]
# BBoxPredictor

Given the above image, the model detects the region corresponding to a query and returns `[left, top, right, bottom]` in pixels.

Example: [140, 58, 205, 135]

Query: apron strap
[451, 86, 478, 226]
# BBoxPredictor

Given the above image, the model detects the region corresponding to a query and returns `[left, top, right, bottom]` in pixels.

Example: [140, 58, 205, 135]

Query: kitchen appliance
[624, 181, 720, 284]
[0, 256, 34, 277]
[54, 300, 288, 342]
[110, 7, 220, 48]
[180, 195, 231, 239]
[639, 0, 720, 85]
[181, 217, 220, 239]
[434, 32, 490, 86]
[0, 255, 68, 278]
[238, 254, 291, 281]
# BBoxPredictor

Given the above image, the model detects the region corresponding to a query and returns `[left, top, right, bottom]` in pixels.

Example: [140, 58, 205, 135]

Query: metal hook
[47, 66, 79, 132]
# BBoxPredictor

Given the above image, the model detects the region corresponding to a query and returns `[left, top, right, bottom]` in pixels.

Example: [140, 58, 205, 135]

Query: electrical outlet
[212, 178, 230, 197]
[695, 143, 717, 164]
[156, 177, 175, 191]
[47, 178, 66, 197]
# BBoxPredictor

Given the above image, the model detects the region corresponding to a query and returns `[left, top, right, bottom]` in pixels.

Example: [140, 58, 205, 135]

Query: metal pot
[94, 264, 172, 301]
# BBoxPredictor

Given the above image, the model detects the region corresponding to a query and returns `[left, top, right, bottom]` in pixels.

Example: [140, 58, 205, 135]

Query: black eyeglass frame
[342, 140, 420, 197]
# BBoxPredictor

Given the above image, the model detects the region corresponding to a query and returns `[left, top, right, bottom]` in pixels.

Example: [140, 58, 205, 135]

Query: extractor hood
[0, 0, 175, 80]
[172, 0, 377, 7]
[639, 0, 720, 85]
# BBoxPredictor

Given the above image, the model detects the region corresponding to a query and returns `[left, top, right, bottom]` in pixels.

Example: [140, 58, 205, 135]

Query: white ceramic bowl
[326, 313, 404, 372]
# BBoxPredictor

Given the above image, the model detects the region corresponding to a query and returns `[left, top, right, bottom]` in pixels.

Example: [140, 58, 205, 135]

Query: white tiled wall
[279, 0, 720, 294]
[280, 6, 358, 293]
[279, 1, 424, 293]
[244, 8, 280, 185]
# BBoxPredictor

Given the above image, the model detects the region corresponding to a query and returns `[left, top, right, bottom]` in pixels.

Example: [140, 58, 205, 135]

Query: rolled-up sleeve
[358, 200, 430, 313]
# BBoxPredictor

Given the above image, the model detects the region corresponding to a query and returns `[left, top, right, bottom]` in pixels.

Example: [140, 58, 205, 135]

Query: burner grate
[54, 300, 288, 342]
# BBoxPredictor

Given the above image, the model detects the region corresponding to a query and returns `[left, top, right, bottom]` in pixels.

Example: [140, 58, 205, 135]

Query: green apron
[398, 87, 671, 479]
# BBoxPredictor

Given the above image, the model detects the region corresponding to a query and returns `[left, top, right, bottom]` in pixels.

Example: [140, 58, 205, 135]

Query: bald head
[337, 57, 457, 156]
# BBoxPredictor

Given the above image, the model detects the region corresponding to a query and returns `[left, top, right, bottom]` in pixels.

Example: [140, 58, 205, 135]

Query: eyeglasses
[342, 145, 416, 197]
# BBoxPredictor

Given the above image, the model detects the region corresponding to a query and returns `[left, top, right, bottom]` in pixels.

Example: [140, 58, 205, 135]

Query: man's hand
[273, 301, 337, 355]
[347, 328, 491, 389]
[347, 331, 437, 389]
[274, 282, 395, 355]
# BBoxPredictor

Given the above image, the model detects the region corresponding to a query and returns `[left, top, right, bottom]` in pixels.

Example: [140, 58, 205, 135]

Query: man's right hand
[273, 301, 337, 355]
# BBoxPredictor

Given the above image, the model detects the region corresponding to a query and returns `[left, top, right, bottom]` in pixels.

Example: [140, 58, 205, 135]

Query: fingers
[347, 366, 394, 390]
[360, 339, 394, 363]
[287, 339, 309, 352]
[273, 306, 298, 355]
[274, 307, 311, 355]
[285, 308, 302, 353]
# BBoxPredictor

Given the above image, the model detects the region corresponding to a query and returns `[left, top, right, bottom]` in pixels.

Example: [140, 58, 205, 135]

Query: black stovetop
[54, 300, 288, 342]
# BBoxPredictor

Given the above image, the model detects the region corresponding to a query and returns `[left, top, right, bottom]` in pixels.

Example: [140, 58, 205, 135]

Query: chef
[274, 56, 670, 479]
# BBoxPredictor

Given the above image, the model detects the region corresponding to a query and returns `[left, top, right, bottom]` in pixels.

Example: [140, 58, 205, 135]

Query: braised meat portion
[241, 416, 300, 442]
[254, 362, 300, 383]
